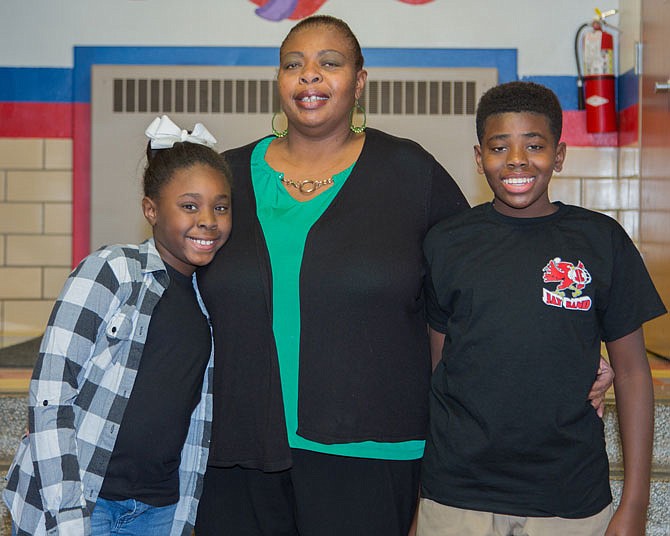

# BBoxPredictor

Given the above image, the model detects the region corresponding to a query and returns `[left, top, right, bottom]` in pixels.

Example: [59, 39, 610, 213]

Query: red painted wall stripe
[618, 103, 639, 147]
[561, 110, 619, 147]
[0, 102, 73, 138]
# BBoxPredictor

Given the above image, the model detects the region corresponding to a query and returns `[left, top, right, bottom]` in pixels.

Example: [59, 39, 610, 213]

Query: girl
[3, 115, 232, 536]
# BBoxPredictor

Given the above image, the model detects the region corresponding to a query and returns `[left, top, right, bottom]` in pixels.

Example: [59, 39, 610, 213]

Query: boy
[417, 81, 666, 535]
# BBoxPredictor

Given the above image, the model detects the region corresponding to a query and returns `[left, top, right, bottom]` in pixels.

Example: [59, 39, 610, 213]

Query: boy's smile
[475, 111, 566, 218]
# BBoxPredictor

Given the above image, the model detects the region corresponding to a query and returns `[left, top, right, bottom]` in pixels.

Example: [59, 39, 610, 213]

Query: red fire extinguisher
[575, 9, 618, 133]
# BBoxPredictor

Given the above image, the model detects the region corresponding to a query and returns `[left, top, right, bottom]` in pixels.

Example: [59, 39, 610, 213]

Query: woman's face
[278, 24, 367, 136]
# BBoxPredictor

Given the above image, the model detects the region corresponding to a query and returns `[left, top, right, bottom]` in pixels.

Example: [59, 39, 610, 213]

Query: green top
[251, 136, 424, 460]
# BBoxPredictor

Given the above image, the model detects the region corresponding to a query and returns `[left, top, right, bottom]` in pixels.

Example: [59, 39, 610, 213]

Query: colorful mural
[250, 0, 434, 21]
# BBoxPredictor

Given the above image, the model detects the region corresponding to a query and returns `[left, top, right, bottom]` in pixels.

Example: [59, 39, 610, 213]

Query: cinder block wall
[0, 138, 72, 348]
[551, 146, 640, 242]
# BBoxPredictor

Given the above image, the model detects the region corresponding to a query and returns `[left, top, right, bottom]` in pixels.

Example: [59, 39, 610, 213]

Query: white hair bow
[145, 115, 217, 149]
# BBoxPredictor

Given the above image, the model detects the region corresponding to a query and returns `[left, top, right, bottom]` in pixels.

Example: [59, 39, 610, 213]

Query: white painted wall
[0, 0, 619, 76]
[618, 0, 640, 72]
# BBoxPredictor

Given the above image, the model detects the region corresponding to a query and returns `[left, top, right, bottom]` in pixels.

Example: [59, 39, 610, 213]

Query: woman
[195, 15, 612, 536]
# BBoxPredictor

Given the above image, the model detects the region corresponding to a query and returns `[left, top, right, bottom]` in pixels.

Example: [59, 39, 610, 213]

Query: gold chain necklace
[279, 173, 334, 195]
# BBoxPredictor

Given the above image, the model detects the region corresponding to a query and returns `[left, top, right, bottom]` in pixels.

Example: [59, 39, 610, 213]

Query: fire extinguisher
[575, 8, 619, 133]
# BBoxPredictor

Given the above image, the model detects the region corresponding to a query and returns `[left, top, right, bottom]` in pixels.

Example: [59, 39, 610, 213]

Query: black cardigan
[197, 128, 468, 471]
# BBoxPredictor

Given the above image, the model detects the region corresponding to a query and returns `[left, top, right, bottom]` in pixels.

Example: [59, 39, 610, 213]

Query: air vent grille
[112, 78, 477, 116]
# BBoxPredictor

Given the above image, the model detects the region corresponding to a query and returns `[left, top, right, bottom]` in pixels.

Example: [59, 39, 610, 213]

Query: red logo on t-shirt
[542, 258, 592, 311]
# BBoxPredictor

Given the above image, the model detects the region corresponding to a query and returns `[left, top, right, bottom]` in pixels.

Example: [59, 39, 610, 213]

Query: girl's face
[278, 24, 367, 136]
[142, 163, 232, 275]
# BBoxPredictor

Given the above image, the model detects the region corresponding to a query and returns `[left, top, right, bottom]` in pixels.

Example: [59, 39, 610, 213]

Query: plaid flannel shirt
[3, 239, 213, 536]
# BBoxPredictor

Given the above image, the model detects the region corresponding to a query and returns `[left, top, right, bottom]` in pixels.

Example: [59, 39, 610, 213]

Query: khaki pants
[417, 498, 614, 536]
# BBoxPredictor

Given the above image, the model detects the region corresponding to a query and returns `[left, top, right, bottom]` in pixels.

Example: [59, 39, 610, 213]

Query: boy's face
[475, 111, 566, 218]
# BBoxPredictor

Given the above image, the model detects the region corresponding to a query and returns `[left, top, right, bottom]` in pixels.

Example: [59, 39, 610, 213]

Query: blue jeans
[90, 497, 177, 535]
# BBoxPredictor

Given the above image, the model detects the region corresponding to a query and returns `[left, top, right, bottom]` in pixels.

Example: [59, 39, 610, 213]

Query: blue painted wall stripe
[0, 67, 72, 102]
[617, 68, 638, 111]
[521, 75, 581, 111]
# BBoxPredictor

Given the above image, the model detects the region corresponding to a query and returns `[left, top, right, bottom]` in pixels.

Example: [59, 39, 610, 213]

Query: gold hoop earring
[350, 100, 367, 134]
[272, 111, 288, 138]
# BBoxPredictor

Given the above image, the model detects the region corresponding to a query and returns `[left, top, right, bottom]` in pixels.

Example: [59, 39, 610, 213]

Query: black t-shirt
[100, 263, 211, 506]
[421, 202, 666, 518]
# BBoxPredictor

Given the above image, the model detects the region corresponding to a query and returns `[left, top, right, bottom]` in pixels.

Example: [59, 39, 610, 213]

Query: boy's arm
[604, 327, 654, 536]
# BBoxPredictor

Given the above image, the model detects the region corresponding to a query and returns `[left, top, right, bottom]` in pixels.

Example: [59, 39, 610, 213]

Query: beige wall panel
[640, 211, 670, 244]
[641, 178, 670, 211]
[44, 203, 72, 234]
[6, 235, 71, 266]
[43, 267, 72, 299]
[0, 267, 42, 299]
[0, 139, 43, 169]
[3, 300, 53, 337]
[640, 242, 670, 264]
[583, 178, 640, 211]
[618, 211, 640, 242]
[557, 147, 618, 178]
[0, 203, 43, 234]
[618, 147, 640, 178]
[7, 171, 72, 202]
[549, 178, 582, 206]
[44, 139, 73, 170]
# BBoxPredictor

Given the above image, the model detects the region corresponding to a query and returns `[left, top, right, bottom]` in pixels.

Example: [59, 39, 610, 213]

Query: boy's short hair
[476, 81, 563, 144]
